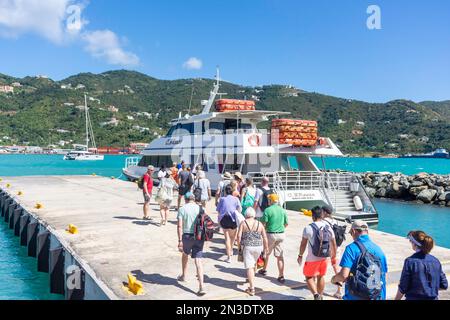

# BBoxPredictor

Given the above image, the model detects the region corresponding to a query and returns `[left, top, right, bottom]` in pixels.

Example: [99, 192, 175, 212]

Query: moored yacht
[63, 95, 104, 161]
[123, 70, 379, 224]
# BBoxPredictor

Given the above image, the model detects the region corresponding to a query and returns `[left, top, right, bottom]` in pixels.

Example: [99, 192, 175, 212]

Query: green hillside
[0, 70, 449, 154]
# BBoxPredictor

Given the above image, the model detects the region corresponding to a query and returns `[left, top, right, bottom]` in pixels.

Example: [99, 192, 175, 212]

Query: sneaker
[225, 256, 232, 263]
[313, 294, 323, 300]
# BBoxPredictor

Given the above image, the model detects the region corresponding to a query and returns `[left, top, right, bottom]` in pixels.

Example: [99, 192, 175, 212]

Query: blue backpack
[347, 241, 383, 300]
[310, 223, 332, 258]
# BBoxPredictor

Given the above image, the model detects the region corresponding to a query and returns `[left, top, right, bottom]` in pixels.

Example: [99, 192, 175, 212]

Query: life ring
[248, 134, 261, 147]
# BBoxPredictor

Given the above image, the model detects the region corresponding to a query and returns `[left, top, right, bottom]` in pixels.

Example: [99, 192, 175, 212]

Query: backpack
[324, 219, 346, 247]
[220, 180, 231, 197]
[193, 180, 203, 202]
[347, 241, 383, 300]
[310, 223, 332, 258]
[259, 187, 275, 212]
[241, 188, 256, 213]
[137, 175, 146, 190]
[193, 206, 215, 241]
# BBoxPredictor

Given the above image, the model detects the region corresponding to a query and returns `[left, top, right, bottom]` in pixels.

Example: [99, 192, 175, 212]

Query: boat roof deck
[2, 175, 450, 300]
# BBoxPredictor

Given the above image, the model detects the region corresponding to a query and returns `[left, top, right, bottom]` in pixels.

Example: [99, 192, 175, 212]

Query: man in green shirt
[259, 193, 288, 283]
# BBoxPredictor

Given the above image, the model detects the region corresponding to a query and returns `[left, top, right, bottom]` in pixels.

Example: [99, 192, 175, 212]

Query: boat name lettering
[166, 138, 182, 145]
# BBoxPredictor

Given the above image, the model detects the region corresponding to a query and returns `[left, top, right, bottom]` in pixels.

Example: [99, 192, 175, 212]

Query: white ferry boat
[63, 95, 104, 161]
[123, 70, 378, 224]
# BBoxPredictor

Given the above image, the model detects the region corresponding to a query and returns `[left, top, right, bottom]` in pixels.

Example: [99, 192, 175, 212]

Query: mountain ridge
[0, 70, 449, 154]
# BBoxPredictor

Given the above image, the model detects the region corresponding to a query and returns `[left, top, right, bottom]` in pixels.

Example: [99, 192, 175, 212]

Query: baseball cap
[351, 220, 369, 231]
[184, 192, 195, 200]
[322, 205, 333, 215]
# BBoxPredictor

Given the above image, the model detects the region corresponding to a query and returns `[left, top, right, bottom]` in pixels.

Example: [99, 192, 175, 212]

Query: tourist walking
[237, 207, 268, 296]
[142, 165, 154, 220]
[331, 220, 388, 300]
[230, 180, 241, 198]
[259, 194, 288, 283]
[395, 230, 448, 300]
[298, 206, 337, 300]
[193, 171, 211, 208]
[215, 172, 232, 206]
[170, 162, 179, 182]
[240, 177, 257, 215]
[322, 205, 346, 299]
[254, 177, 273, 220]
[177, 164, 194, 210]
[217, 185, 242, 263]
[233, 172, 245, 199]
[156, 169, 177, 226]
[177, 192, 206, 296]
[157, 164, 167, 180]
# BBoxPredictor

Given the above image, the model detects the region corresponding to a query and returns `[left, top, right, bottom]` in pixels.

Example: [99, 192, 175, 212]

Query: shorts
[243, 246, 263, 269]
[267, 233, 285, 258]
[179, 185, 191, 196]
[220, 214, 237, 230]
[303, 260, 329, 278]
[182, 234, 204, 258]
[143, 193, 151, 203]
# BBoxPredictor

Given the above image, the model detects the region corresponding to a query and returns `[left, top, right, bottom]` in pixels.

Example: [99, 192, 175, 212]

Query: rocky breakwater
[361, 172, 450, 207]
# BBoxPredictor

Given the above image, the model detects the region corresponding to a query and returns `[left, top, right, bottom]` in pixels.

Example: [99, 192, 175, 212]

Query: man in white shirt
[254, 177, 271, 219]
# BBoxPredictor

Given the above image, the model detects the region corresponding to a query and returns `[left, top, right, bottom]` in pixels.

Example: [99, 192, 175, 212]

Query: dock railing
[124, 157, 140, 169]
[247, 170, 377, 214]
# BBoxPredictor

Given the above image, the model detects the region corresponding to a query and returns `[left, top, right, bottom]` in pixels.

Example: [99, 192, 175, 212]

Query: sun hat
[351, 220, 369, 231]
[222, 172, 232, 180]
[234, 172, 243, 180]
[184, 192, 195, 200]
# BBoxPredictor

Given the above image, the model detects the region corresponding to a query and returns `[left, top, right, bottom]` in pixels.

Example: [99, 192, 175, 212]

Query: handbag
[256, 252, 265, 269]
[238, 246, 244, 262]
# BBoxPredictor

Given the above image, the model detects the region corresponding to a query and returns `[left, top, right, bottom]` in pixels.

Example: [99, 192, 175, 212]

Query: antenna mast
[84, 94, 89, 149]
[201, 67, 221, 114]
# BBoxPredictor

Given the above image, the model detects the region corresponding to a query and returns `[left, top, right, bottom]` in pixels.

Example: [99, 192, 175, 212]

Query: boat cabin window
[224, 119, 252, 132]
[166, 122, 203, 137]
[138, 155, 174, 168]
[206, 122, 225, 134]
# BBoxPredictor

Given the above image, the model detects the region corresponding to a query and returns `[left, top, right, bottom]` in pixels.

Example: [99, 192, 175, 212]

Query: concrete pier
[0, 175, 449, 300]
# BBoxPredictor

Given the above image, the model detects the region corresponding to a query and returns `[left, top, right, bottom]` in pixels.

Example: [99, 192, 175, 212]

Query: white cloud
[0, 0, 85, 43]
[183, 57, 203, 70]
[0, 0, 139, 66]
[82, 30, 140, 66]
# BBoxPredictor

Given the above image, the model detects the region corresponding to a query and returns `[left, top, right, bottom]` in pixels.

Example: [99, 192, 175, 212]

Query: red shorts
[303, 260, 328, 277]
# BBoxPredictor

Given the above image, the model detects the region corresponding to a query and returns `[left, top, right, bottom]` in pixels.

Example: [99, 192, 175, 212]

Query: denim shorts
[182, 234, 204, 258]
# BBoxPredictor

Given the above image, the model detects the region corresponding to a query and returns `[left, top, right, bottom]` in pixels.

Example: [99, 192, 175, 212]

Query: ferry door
[204, 154, 221, 191]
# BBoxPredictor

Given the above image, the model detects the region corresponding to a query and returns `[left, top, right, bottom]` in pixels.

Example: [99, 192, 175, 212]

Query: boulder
[365, 187, 376, 198]
[438, 192, 450, 202]
[410, 180, 425, 187]
[417, 189, 437, 203]
[447, 201, 450, 207]
[416, 172, 429, 179]
[375, 188, 387, 198]
[409, 186, 428, 197]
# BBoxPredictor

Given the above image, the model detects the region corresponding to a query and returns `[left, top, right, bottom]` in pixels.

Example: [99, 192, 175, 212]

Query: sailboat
[63, 94, 104, 161]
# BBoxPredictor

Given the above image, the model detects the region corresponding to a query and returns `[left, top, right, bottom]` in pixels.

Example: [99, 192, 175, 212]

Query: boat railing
[124, 157, 140, 169]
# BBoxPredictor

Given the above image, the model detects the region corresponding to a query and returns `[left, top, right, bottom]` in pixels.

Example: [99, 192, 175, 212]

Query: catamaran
[63, 95, 104, 161]
[123, 70, 379, 224]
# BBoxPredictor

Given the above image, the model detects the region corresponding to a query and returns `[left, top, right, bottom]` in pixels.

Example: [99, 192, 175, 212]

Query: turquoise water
[0, 222, 63, 300]
[375, 199, 450, 249]
[0, 154, 449, 299]
[313, 156, 450, 175]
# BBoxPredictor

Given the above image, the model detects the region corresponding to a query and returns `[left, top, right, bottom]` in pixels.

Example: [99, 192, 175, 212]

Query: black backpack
[347, 241, 383, 300]
[310, 223, 332, 258]
[193, 180, 203, 202]
[324, 219, 346, 247]
[193, 206, 215, 241]
[259, 187, 275, 212]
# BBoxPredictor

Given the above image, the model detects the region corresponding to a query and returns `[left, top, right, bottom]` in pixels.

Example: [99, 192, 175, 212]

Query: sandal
[177, 275, 186, 282]
[197, 289, 206, 296]
[277, 276, 286, 284]
[245, 287, 256, 296]
[333, 292, 342, 300]
[258, 269, 267, 276]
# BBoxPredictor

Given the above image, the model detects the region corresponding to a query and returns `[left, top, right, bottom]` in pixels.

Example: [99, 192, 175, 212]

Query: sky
[0, 0, 449, 103]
